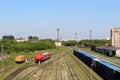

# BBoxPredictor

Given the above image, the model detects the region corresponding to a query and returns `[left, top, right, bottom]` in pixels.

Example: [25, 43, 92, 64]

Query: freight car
[35, 52, 51, 63]
[73, 50, 95, 67]
[73, 50, 120, 80]
[93, 58, 120, 80]
[15, 55, 25, 63]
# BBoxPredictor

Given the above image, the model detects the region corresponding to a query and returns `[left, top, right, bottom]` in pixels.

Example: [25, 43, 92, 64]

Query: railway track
[55, 59, 62, 80]
[0, 61, 16, 74]
[69, 53, 103, 80]
[38, 64, 48, 80]
[70, 55, 96, 80]
[0, 64, 15, 76]
[4, 47, 103, 80]
[17, 51, 66, 80]
[64, 55, 79, 80]
[4, 62, 36, 80]
[16, 51, 69, 80]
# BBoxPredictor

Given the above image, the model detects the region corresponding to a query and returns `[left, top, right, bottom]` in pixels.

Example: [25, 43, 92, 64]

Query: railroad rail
[4, 62, 36, 80]
[21, 52, 66, 80]
[69, 53, 103, 80]
[4, 47, 103, 80]
[55, 59, 62, 80]
[64, 55, 79, 80]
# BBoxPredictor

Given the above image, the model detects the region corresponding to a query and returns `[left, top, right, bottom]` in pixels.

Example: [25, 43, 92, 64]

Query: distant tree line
[62, 39, 111, 50]
[79, 39, 111, 50]
[0, 35, 56, 53]
[0, 35, 111, 53]
[79, 39, 111, 46]
[62, 40, 78, 46]
[28, 36, 39, 41]
[2, 35, 39, 41]
[2, 35, 15, 40]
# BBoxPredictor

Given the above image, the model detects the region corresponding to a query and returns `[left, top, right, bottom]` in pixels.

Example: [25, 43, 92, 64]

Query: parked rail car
[73, 50, 120, 80]
[93, 58, 120, 80]
[15, 55, 25, 63]
[73, 50, 95, 67]
[35, 52, 51, 63]
[115, 70, 120, 80]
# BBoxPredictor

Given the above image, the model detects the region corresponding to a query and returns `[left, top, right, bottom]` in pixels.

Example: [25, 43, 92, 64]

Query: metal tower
[57, 28, 60, 42]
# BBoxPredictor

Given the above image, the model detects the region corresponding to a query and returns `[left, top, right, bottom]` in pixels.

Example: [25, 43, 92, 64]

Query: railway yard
[0, 47, 104, 80]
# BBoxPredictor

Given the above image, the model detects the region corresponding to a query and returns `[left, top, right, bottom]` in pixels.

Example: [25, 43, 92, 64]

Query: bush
[63, 40, 78, 46]
[91, 45, 96, 51]
[0, 39, 56, 53]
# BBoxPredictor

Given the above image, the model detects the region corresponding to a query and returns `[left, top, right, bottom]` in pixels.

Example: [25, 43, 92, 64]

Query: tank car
[35, 52, 51, 63]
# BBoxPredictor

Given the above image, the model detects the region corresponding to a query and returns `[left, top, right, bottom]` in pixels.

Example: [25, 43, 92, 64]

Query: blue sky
[0, 0, 120, 40]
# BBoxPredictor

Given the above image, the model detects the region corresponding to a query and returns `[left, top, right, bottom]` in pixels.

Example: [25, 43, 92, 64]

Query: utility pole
[75, 33, 77, 41]
[90, 30, 93, 80]
[90, 30, 92, 47]
[1, 43, 4, 75]
[56, 28, 60, 49]
[57, 28, 60, 42]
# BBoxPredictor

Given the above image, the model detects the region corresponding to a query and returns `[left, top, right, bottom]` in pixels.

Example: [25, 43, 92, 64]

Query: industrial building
[96, 46, 120, 57]
[111, 28, 120, 47]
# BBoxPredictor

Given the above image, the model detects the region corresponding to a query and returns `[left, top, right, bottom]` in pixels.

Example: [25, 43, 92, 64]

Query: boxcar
[73, 50, 95, 67]
[115, 70, 120, 80]
[93, 58, 120, 80]
[73, 50, 120, 80]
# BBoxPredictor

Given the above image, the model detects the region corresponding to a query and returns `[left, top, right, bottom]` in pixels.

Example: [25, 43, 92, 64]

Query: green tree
[32, 36, 39, 40]
[63, 40, 78, 46]
[2, 35, 15, 40]
[28, 36, 33, 40]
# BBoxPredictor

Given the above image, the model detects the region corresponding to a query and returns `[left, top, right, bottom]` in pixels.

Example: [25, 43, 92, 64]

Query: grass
[0, 46, 67, 79]
[0, 46, 105, 80]
[1, 46, 120, 73]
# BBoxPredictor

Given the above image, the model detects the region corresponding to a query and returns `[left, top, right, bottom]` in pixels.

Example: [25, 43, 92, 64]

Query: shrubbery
[79, 39, 111, 51]
[62, 40, 78, 46]
[0, 39, 56, 53]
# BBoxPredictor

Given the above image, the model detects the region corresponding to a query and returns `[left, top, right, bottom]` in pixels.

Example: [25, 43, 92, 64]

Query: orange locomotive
[15, 55, 25, 63]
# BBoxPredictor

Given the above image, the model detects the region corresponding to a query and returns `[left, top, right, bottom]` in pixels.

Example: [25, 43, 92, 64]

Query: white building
[111, 28, 120, 47]
[55, 42, 62, 47]
[16, 38, 28, 42]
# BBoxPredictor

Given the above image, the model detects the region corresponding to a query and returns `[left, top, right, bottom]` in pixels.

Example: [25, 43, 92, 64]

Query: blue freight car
[115, 70, 120, 80]
[93, 58, 120, 80]
[73, 50, 120, 80]
[74, 50, 95, 67]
